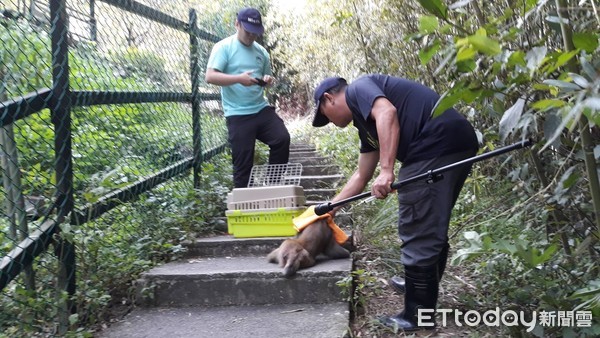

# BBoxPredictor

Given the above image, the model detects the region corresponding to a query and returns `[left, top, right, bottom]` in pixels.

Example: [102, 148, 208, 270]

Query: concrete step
[300, 174, 342, 189]
[182, 235, 286, 258]
[304, 188, 337, 201]
[136, 255, 352, 307]
[290, 146, 316, 153]
[98, 302, 350, 338]
[301, 164, 341, 176]
[289, 151, 320, 158]
[98, 143, 355, 337]
[183, 232, 353, 259]
[290, 156, 331, 166]
[290, 143, 316, 150]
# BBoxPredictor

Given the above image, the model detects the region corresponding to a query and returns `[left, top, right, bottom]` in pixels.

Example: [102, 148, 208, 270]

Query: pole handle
[313, 139, 533, 215]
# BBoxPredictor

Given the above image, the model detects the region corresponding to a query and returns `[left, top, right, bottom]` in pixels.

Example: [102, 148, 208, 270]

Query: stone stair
[288, 144, 351, 224]
[288, 147, 342, 199]
[98, 143, 353, 338]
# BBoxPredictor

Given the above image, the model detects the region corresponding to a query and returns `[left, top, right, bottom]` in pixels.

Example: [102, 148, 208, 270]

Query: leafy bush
[0, 15, 51, 95]
[117, 47, 170, 87]
[0, 154, 232, 335]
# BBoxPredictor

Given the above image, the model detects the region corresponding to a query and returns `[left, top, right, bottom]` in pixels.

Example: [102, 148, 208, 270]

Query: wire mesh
[248, 163, 303, 187]
[1, 0, 227, 335]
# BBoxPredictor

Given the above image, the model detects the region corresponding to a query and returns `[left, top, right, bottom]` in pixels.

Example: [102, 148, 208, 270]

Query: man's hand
[254, 75, 274, 87]
[263, 75, 274, 86]
[238, 71, 257, 86]
[254, 78, 267, 86]
[371, 170, 395, 199]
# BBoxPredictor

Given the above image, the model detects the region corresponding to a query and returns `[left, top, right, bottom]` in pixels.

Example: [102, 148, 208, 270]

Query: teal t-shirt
[206, 35, 272, 116]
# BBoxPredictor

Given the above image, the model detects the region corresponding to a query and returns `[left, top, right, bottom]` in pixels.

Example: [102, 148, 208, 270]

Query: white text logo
[418, 308, 593, 332]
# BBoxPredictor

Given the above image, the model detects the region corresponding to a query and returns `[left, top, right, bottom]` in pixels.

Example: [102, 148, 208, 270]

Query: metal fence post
[50, 0, 76, 333]
[89, 0, 97, 42]
[189, 9, 202, 188]
[0, 124, 36, 291]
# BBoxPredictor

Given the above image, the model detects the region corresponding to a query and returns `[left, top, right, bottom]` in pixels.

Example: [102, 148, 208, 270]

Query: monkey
[267, 219, 351, 278]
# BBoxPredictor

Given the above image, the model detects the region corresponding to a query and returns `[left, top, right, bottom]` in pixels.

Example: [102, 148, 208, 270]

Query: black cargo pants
[226, 106, 290, 188]
[397, 150, 476, 266]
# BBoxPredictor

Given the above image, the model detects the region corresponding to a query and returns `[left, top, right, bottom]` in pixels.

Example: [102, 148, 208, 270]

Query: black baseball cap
[313, 77, 345, 127]
[237, 8, 264, 35]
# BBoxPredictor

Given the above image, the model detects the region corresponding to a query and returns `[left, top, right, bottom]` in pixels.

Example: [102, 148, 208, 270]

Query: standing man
[312, 75, 479, 331]
[206, 7, 290, 188]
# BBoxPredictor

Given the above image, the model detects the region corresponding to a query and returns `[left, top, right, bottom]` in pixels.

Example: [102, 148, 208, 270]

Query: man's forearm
[205, 70, 240, 86]
[331, 151, 378, 205]
[373, 102, 399, 174]
[332, 172, 368, 203]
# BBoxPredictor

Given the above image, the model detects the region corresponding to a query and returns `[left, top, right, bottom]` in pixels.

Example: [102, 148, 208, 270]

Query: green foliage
[570, 279, 600, 338]
[447, 184, 599, 336]
[310, 123, 360, 179]
[118, 47, 170, 85]
[273, 1, 598, 332]
[278, 0, 600, 335]
[0, 15, 217, 201]
[0, 250, 75, 335]
[0, 5, 229, 336]
[164, 156, 233, 236]
[253, 141, 270, 165]
[337, 268, 380, 314]
[453, 230, 559, 269]
[189, 0, 271, 67]
[0, 17, 55, 196]
[0, 16, 51, 95]
[416, 0, 447, 20]
[1, 159, 232, 334]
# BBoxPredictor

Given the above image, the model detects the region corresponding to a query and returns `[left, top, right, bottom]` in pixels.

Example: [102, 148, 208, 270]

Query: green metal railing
[0, 0, 227, 333]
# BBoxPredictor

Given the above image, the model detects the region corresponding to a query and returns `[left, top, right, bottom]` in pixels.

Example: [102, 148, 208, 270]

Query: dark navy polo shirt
[345, 74, 479, 164]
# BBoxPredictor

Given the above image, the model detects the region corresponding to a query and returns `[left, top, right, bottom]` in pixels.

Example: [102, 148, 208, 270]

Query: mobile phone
[254, 78, 267, 87]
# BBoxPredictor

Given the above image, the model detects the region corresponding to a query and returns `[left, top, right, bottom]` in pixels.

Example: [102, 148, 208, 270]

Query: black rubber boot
[437, 243, 450, 277]
[388, 275, 406, 294]
[379, 264, 439, 332]
[388, 244, 449, 294]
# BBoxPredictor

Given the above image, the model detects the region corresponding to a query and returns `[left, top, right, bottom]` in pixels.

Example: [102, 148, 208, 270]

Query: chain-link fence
[1, 0, 228, 335]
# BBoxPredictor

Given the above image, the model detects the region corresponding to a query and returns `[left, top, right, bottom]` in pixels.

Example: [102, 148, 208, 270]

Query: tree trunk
[554, 0, 600, 231]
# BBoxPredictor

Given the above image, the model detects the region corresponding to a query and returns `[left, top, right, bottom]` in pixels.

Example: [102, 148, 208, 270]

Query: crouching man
[311, 74, 479, 331]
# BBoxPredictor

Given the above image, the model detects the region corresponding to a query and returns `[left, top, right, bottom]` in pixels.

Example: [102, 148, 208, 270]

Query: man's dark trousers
[226, 106, 290, 188]
[397, 149, 476, 266]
